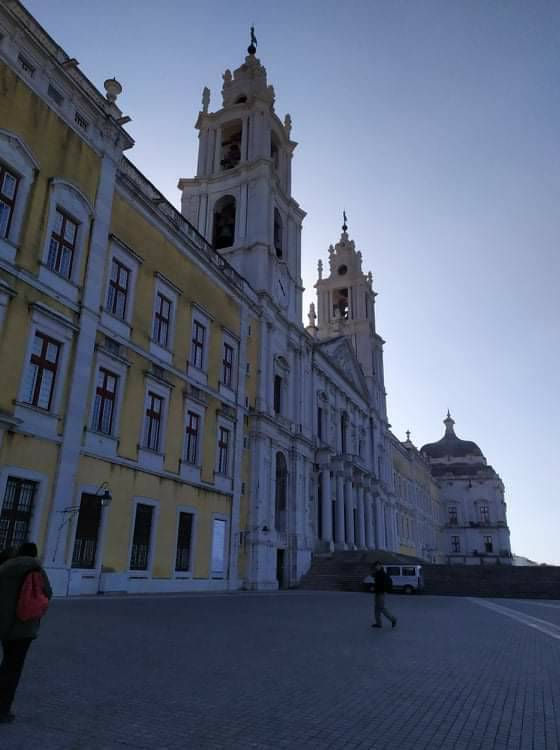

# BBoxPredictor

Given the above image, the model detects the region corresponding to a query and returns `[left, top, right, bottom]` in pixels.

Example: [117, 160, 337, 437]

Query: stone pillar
[364, 492, 374, 548]
[213, 126, 222, 175]
[344, 479, 355, 547]
[375, 497, 386, 550]
[334, 473, 345, 548]
[357, 485, 366, 548]
[321, 470, 333, 544]
[241, 116, 249, 162]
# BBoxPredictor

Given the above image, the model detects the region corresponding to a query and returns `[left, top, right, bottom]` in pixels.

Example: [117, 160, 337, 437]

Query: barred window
[71, 493, 102, 569]
[0, 477, 36, 551]
[130, 503, 154, 571]
[22, 332, 61, 410]
[175, 512, 194, 572]
[92, 368, 118, 435]
[47, 208, 78, 279]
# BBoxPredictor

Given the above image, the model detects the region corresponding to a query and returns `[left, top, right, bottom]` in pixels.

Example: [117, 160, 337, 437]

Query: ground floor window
[175, 512, 194, 572]
[0, 477, 36, 550]
[72, 493, 103, 568]
[130, 503, 154, 571]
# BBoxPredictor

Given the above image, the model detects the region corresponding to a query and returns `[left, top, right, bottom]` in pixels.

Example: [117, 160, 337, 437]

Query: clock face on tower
[274, 265, 290, 308]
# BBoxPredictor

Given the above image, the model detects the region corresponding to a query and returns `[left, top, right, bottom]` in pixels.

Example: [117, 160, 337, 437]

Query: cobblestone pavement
[2, 591, 560, 750]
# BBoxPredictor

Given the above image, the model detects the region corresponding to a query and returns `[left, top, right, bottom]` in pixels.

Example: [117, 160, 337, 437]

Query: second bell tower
[178, 30, 306, 325]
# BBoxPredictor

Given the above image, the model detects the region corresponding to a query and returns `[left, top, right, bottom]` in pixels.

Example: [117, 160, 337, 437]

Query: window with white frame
[0, 477, 37, 550]
[152, 291, 172, 348]
[130, 503, 154, 571]
[222, 341, 234, 387]
[479, 504, 490, 524]
[191, 320, 206, 370]
[175, 511, 194, 572]
[21, 331, 61, 410]
[184, 410, 200, 464]
[217, 425, 230, 475]
[0, 130, 39, 257]
[91, 368, 118, 435]
[143, 391, 164, 452]
[448, 505, 458, 525]
[106, 258, 130, 320]
[46, 208, 78, 279]
[0, 163, 18, 239]
[39, 180, 93, 297]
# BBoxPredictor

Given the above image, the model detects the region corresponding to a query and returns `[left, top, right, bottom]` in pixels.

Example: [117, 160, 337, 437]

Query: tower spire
[248, 25, 257, 55]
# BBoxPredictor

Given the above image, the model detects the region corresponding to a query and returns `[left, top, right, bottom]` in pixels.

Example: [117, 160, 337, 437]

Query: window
[0, 477, 36, 550]
[274, 208, 283, 258]
[386, 566, 400, 577]
[222, 342, 234, 387]
[0, 164, 18, 239]
[47, 208, 78, 279]
[22, 332, 61, 410]
[17, 54, 35, 76]
[274, 375, 282, 415]
[152, 292, 172, 348]
[451, 536, 461, 553]
[143, 392, 163, 452]
[402, 567, 416, 577]
[484, 536, 493, 553]
[448, 505, 458, 525]
[74, 112, 89, 131]
[217, 427, 230, 474]
[130, 503, 154, 571]
[479, 505, 490, 524]
[107, 258, 130, 320]
[184, 411, 200, 464]
[47, 84, 64, 106]
[213, 195, 236, 249]
[175, 512, 194, 572]
[317, 406, 323, 440]
[91, 368, 118, 435]
[71, 494, 102, 569]
[191, 320, 206, 370]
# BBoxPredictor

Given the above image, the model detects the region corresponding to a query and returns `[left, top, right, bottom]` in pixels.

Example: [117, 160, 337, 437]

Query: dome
[421, 412, 484, 460]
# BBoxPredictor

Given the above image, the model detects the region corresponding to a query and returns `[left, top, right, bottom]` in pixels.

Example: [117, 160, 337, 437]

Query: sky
[23, 1, 560, 564]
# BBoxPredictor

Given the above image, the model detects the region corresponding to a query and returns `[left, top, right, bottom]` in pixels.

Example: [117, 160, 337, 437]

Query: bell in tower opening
[213, 195, 236, 249]
[333, 288, 349, 319]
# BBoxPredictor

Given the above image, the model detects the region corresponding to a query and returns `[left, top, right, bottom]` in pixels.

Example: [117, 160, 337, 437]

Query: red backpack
[16, 570, 49, 622]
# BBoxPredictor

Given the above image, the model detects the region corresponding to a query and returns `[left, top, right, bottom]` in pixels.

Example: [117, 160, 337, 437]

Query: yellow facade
[0, 3, 259, 595]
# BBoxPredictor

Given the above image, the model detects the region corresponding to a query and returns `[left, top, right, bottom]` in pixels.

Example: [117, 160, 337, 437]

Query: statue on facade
[201, 86, 210, 113]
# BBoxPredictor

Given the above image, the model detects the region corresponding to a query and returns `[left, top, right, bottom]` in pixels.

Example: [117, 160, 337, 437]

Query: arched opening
[270, 131, 280, 171]
[213, 195, 236, 250]
[275, 452, 287, 532]
[220, 120, 242, 171]
[235, 95, 247, 104]
[273, 208, 283, 258]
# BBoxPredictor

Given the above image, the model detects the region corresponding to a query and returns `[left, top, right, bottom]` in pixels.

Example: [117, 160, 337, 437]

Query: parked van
[363, 564, 424, 594]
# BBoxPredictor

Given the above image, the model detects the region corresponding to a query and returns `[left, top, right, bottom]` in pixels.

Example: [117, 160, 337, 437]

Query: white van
[364, 564, 424, 594]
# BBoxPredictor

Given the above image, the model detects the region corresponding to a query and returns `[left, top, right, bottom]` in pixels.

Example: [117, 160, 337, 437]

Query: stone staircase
[299, 552, 560, 599]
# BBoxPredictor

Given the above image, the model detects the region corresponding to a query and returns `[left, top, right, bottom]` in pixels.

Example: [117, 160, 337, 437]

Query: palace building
[0, 3, 511, 595]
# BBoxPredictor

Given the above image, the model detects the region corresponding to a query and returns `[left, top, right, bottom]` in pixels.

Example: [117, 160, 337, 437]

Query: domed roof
[421, 412, 484, 460]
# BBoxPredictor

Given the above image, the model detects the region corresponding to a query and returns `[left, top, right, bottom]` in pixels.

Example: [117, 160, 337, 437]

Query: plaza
[2, 591, 560, 750]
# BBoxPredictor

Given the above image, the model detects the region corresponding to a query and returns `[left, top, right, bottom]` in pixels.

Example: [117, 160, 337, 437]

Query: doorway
[276, 549, 286, 589]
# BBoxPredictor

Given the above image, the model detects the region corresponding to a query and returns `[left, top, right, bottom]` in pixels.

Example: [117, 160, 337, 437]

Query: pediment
[316, 337, 369, 400]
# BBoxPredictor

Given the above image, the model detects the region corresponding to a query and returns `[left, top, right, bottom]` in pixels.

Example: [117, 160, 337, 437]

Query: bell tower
[178, 29, 306, 324]
[313, 214, 388, 420]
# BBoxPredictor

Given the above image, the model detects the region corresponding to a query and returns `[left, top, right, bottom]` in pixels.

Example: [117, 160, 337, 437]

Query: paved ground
[2, 591, 560, 750]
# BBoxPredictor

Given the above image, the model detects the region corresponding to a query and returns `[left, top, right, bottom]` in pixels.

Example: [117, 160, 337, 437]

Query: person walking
[0, 542, 52, 723]
[371, 561, 397, 629]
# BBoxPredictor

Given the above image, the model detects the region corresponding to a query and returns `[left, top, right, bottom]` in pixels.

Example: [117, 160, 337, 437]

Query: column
[321, 470, 333, 544]
[364, 492, 374, 548]
[335, 473, 345, 547]
[375, 497, 385, 550]
[213, 126, 222, 175]
[344, 479, 355, 547]
[240, 116, 249, 163]
[357, 485, 366, 548]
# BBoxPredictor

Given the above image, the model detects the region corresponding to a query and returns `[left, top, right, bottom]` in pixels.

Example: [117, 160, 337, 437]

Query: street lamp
[52, 482, 113, 563]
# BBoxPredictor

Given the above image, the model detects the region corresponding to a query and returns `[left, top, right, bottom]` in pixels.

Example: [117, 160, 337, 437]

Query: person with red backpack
[0, 542, 52, 724]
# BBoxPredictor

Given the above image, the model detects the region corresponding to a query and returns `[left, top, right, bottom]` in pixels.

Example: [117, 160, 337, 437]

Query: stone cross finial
[308, 302, 317, 327]
[342, 210, 348, 233]
[406, 430, 411, 442]
[202, 86, 210, 113]
[317, 259, 323, 280]
[284, 114, 292, 137]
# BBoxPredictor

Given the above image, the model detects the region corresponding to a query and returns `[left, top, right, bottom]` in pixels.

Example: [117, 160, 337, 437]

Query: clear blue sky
[24, 1, 560, 564]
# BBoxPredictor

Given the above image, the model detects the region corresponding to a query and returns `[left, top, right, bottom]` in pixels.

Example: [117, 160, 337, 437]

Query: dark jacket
[0, 556, 52, 641]
[374, 569, 391, 594]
